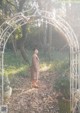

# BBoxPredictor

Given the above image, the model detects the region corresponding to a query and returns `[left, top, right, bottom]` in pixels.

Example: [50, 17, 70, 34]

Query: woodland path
[8, 71, 59, 113]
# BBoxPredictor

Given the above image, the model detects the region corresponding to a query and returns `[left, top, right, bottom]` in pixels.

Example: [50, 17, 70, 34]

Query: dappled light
[4, 65, 27, 76]
[0, 1, 80, 113]
[40, 63, 52, 72]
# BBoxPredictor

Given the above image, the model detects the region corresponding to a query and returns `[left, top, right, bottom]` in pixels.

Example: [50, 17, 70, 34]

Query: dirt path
[8, 71, 59, 113]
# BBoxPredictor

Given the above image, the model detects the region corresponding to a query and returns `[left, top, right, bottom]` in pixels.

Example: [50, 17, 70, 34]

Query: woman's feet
[31, 80, 39, 88]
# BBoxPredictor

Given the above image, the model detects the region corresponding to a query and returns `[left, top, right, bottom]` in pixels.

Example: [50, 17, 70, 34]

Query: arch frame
[0, 7, 80, 113]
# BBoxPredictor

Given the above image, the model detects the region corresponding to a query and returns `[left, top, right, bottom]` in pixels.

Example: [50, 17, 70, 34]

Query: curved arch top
[0, 9, 79, 51]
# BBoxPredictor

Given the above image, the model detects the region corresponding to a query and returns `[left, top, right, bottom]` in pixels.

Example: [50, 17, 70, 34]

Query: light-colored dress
[31, 53, 39, 81]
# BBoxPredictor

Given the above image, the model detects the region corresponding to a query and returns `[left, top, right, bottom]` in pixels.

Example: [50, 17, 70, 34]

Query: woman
[31, 49, 40, 88]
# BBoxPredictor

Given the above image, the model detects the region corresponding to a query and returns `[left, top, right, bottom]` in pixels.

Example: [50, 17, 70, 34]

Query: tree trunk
[42, 21, 48, 51]
[11, 34, 17, 56]
[48, 24, 53, 59]
[17, 24, 30, 65]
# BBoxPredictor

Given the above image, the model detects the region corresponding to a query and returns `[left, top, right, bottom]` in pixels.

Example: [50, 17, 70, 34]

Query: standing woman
[31, 49, 40, 88]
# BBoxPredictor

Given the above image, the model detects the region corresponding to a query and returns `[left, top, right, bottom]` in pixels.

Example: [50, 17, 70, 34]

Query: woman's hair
[34, 49, 38, 54]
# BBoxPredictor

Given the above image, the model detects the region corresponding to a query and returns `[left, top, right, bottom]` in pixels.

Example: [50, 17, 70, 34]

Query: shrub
[54, 60, 70, 98]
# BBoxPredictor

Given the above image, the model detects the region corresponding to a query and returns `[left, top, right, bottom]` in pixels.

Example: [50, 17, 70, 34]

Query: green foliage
[4, 51, 30, 78]
[58, 98, 70, 113]
[40, 50, 69, 62]
[15, 26, 22, 40]
[53, 60, 70, 113]
[54, 60, 70, 98]
[54, 60, 69, 75]
[55, 75, 70, 98]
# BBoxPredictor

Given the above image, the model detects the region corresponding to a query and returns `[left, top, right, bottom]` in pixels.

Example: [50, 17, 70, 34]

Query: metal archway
[0, 6, 80, 113]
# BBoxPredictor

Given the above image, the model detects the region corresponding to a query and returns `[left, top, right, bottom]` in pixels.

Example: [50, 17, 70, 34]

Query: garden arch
[0, 6, 80, 113]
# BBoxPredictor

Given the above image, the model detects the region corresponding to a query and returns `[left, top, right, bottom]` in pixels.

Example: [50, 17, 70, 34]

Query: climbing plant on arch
[0, 5, 80, 113]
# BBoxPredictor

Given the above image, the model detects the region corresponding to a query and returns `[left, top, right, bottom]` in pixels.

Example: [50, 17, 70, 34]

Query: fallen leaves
[8, 71, 59, 113]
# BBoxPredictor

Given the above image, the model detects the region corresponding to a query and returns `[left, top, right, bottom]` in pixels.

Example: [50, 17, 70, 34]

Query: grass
[3, 50, 69, 77]
[4, 50, 29, 77]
